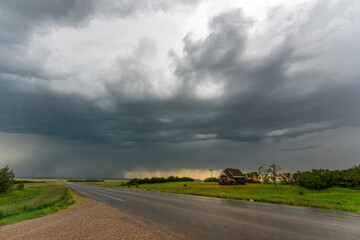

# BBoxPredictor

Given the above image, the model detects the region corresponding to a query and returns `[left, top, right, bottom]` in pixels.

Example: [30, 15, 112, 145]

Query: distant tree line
[126, 176, 194, 186]
[296, 166, 360, 189]
[13, 180, 45, 183]
[245, 164, 360, 190]
[204, 177, 218, 182]
[68, 179, 105, 182]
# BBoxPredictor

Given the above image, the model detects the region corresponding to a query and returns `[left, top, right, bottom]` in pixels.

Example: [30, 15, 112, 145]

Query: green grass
[0, 180, 75, 226]
[83, 181, 360, 212]
[75, 179, 128, 187]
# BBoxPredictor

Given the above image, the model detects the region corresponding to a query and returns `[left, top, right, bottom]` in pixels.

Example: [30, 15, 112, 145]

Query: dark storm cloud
[280, 145, 321, 152]
[0, 0, 359, 149]
[5, 127, 360, 178]
[0, 79, 105, 142]
[170, 5, 360, 142]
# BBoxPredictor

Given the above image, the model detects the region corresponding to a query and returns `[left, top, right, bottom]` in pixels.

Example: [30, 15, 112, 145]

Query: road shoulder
[0, 196, 184, 240]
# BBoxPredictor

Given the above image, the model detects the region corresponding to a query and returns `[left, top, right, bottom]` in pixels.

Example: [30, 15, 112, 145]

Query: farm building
[218, 168, 246, 185]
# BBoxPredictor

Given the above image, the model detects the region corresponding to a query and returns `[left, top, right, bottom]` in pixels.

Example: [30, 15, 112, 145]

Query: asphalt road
[66, 183, 360, 240]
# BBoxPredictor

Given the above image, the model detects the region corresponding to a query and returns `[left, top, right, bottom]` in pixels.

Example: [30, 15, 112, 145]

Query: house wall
[219, 175, 230, 185]
[235, 177, 246, 185]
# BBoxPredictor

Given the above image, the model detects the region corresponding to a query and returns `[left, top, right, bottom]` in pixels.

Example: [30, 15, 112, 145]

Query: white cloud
[193, 80, 224, 99]
[196, 133, 217, 139]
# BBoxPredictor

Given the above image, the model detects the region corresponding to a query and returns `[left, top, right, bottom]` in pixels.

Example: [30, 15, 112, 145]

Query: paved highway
[66, 183, 360, 240]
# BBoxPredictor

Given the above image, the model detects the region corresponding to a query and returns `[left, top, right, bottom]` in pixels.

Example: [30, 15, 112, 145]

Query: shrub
[245, 172, 261, 183]
[14, 182, 25, 191]
[204, 177, 218, 182]
[245, 178, 261, 183]
[290, 171, 302, 186]
[298, 169, 331, 189]
[279, 172, 292, 185]
[14, 180, 45, 184]
[297, 166, 360, 189]
[338, 166, 360, 188]
[0, 166, 15, 194]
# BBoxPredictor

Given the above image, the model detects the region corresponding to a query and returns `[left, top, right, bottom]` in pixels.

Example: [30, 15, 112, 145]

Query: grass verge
[81, 181, 360, 212]
[0, 180, 76, 226]
[75, 179, 128, 187]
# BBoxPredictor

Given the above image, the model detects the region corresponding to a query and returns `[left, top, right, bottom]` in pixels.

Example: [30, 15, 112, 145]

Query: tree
[258, 164, 270, 184]
[14, 181, 25, 191]
[279, 172, 292, 185]
[290, 171, 302, 186]
[298, 169, 330, 189]
[246, 172, 260, 183]
[269, 163, 281, 186]
[0, 165, 15, 194]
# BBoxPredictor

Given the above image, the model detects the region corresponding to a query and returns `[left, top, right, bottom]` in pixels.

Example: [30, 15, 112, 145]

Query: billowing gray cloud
[0, 0, 201, 80]
[0, 0, 359, 177]
[0, 0, 359, 148]
[171, 4, 360, 142]
[280, 145, 321, 152]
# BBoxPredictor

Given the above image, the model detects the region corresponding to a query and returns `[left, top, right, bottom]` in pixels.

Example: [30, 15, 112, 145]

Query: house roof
[226, 168, 244, 177]
[220, 168, 245, 180]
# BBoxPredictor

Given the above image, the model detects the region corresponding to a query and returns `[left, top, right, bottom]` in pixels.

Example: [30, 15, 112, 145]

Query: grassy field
[0, 180, 76, 226]
[73, 179, 128, 187]
[82, 181, 360, 212]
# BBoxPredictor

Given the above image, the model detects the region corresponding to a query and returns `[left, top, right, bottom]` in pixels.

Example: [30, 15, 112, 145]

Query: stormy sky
[0, 0, 359, 179]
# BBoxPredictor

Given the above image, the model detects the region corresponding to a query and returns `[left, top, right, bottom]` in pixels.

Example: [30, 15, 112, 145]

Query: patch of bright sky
[24, 0, 317, 101]
[122, 168, 223, 180]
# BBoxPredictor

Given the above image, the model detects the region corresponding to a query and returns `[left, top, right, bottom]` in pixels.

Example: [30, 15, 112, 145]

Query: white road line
[84, 189, 126, 202]
[83, 185, 121, 192]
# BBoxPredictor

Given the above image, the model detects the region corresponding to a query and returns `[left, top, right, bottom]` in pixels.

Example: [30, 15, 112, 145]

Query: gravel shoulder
[0, 196, 184, 240]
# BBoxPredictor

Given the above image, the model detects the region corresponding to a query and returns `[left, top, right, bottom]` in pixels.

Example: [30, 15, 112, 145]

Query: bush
[0, 166, 15, 194]
[290, 171, 302, 186]
[204, 177, 218, 182]
[245, 172, 261, 183]
[338, 166, 360, 188]
[297, 165, 360, 189]
[298, 169, 330, 189]
[279, 172, 292, 185]
[245, 178, 261, 183]
[14, 180, 45, 184]
[14, 182, 25, 191]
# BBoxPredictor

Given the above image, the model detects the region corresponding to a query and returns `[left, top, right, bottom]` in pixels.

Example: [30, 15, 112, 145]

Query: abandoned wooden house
[218, 168, 246, 185]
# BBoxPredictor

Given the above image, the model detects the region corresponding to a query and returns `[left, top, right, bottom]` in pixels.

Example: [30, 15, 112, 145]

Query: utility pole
[209, 168, 213, 178]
